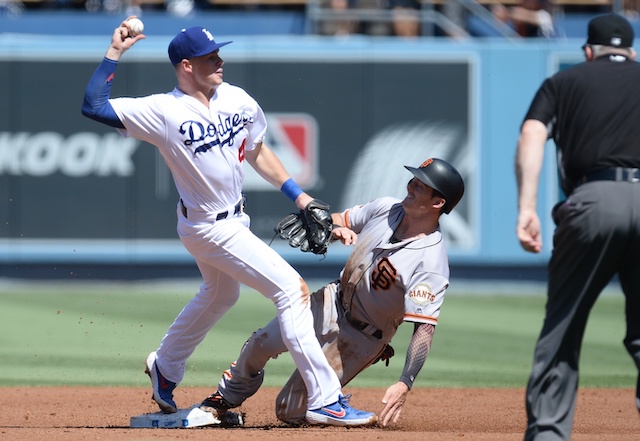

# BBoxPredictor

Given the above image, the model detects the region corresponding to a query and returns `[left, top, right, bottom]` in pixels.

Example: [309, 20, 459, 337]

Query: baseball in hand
[128, 18, 144, 36]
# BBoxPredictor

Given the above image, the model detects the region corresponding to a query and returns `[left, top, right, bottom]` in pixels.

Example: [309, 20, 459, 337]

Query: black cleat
[200, 391, 244, 427]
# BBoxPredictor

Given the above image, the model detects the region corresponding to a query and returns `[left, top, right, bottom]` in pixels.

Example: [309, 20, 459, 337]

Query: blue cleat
[145, 351, 177, 414]
[305, 394, 378, 427]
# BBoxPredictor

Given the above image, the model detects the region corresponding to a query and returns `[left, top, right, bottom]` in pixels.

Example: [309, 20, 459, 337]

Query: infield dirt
[1, 386, 638, 441]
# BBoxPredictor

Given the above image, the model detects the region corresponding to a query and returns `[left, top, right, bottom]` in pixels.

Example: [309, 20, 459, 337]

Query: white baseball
[128, 18, 144, 36]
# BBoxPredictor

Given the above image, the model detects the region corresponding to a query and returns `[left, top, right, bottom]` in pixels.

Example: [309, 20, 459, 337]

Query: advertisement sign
[0, 55, 476, 257]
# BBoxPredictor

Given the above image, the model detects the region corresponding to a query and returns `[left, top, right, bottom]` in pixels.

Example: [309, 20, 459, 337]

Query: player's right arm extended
[380, 322, 435, 426]
[83, 18, 144, 127]
[81, 58, 125, 129]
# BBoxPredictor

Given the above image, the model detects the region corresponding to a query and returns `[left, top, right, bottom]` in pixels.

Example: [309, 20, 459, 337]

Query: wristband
[399, 376, 414, 390]
[281, 178, 303, 202]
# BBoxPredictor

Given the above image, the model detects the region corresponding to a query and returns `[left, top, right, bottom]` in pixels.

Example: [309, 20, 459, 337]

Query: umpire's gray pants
[524, 181, 640, 441]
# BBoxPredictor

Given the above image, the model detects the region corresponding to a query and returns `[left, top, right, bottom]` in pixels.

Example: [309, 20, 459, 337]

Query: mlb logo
[245, 113, 319, 190]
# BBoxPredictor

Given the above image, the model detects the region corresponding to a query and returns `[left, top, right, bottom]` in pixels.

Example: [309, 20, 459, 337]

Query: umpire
[515, 13, 640, 441]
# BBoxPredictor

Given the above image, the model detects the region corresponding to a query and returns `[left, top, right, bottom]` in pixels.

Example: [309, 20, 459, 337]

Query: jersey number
[238, 139, 246, 163]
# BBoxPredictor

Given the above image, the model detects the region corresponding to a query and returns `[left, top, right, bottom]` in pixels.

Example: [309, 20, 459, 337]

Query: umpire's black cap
[405, 158, 464, 214]
[586, 14, 634, 48]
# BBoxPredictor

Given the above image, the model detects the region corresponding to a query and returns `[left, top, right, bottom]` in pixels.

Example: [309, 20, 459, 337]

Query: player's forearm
[399, 323, 434, 389]
[247, 143, 291, 188]
[81, 58, 124, 129]
[248, 143, 313, 209]
[105, 46, 126, 62]
[516, 119, 547, 211]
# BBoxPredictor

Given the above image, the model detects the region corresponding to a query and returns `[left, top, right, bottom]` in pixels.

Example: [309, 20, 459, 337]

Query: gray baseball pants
[524, 181, 640, 440]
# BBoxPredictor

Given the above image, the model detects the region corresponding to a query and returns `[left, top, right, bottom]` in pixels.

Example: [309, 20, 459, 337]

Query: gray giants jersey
[109, 82, 267, 214]
[338, 197, 450, 343]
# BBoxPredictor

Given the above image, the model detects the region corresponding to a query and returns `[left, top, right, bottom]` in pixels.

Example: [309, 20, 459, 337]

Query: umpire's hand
[517, 208, 542, 253]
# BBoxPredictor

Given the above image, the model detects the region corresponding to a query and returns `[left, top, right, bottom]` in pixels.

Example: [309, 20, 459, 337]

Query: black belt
[345, 312, 382, 340]
[575, 167, 640, 188]
[180, 198, 244, 220]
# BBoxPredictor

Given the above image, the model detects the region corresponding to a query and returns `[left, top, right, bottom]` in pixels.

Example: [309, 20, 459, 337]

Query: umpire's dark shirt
[524, 54, 640, 192]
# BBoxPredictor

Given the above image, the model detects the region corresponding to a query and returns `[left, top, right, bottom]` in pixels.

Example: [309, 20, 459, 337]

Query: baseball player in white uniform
[197, 158, 465, 427]
[81, 17, 376, 427]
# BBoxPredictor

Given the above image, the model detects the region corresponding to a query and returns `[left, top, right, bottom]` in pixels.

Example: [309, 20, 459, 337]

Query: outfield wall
[0, 30, 590, 275]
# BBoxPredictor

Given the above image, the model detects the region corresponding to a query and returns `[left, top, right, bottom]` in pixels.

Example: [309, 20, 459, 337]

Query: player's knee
[242, 329, 263, 353]
[242, 327, 285, 361]
[198, 283, 240, 307]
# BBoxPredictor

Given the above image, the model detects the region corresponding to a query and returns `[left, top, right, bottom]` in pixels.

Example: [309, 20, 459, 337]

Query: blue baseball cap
[168, 27, 232, 65]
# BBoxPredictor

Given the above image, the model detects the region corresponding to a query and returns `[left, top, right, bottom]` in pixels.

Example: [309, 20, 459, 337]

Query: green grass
[0, 281, 635, 389]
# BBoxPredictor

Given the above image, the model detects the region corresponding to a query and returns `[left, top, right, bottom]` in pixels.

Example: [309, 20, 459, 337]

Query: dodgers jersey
[109, 82, 267, 214]
[338, 197, 450, 342]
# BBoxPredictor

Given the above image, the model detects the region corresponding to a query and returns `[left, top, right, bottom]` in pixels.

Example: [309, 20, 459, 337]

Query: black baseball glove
[301, 199, 333, 254]
[274, 199, 333, 255]
[274, 211, 309, 250]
